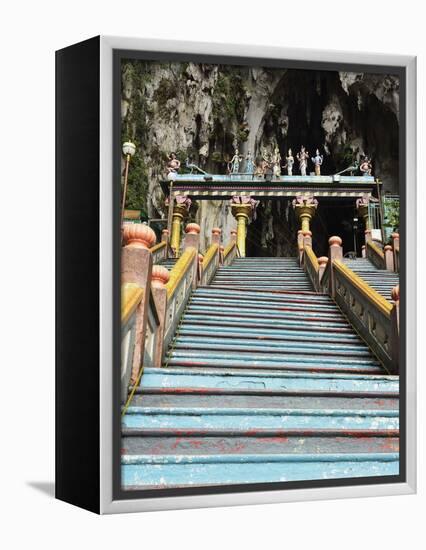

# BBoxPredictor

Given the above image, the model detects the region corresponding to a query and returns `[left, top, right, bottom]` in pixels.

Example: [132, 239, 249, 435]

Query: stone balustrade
[321, 235, 399, 373]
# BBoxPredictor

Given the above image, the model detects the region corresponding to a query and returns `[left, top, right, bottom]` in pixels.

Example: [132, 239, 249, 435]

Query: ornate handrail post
[211, 227, 222, 246]
[318, 256, 329, 284]
[364, 229, 372, 244]
[297, 229, 304, 265]
[230, 196, 257, 258]
[151, 265, 170, 368]
[170, 196, 191, 258]
[292, 193, 318, 233]
[384, 244, 395, 271]
[361, 245, 366, 258]
[230, 229, 237, 244]
[161, 228, 170, 259]
[219, 245, 225, 265]
[392, 232, 400, 272]
[303, 230, 312, 248]
[198, 253, 204, 281]
[183, 223, 201, 288]
[328, 235, 343, 298]
[390, 285, 400, 372]
[121, 224, 156, 383]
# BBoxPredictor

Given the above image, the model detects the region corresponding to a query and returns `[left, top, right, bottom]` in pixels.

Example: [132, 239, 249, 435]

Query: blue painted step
[343, 258, 399, 301]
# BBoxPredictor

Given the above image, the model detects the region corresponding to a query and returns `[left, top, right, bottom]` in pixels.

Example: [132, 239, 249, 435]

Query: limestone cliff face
[121, 61, 399, 253]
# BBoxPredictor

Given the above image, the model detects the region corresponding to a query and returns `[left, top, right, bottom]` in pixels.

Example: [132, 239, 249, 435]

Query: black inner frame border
[112, 48, 406, 502]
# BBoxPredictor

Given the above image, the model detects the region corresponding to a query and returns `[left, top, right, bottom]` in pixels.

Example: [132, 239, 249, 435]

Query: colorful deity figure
[166, 152, 181, 180]
[272, 147, 282, 178]
[285, 148, 294, 176]
[245, 151, 255, 174]
[360, 155, 372, 176]
[230, 147, 243, 174]
[311, 149, 323, 176]
[260, 148, 273, 180]
[297, 146, 310, 176]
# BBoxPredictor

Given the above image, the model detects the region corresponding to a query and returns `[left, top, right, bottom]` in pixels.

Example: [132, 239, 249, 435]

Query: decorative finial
[151, 265, 170, 288]
[122, 224, 156, 249]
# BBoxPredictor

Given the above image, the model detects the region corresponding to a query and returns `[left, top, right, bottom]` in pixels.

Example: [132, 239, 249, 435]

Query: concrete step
[139, 367, 399, 394]
[121, 451, 399, 487]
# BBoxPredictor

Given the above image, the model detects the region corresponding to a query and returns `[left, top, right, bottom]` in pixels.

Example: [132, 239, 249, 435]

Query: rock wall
[121, 60, 399, 254]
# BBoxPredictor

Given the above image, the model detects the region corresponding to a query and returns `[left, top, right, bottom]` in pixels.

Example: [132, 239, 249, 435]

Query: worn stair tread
[179, 326, 364, 343]
[130, 393, 398, 410]
[172, 339, 373, 357]
[122, 434, 399, 455]
[183, 313, 352, 330]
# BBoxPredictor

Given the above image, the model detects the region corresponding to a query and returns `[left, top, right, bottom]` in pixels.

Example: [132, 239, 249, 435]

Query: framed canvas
[56, 36, 417, 514]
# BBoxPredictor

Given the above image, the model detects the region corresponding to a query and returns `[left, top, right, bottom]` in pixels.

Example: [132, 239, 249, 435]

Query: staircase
[343, 258, 399, 301]
[121, 257, 399, 489]
[160, 258, 177, 270]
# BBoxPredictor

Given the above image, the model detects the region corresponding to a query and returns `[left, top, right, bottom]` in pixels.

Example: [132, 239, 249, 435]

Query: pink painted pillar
[297, 230, 304, 265]
[392, 232, 400, 271]
[150, 265, 170, 368]
[384, 245, 395, 271]
[211, 227, 222, 245]
[328, 235, 343, 298]
[303, 230, 312, 248]
[121, 224, 157, 383]
[318, 256, 329, 284]
[390, 285, 400, 373]
[219, 245, 225, 266]
[365, 229, 372, 244]
[183, 223, 201, 289]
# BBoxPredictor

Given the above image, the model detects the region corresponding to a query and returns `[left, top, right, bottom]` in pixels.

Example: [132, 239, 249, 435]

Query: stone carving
[311, 149, 323, 175]
[231, 195, 259, 210]
[292, 193, 319, 208]
[356, 193, 370, 209]
[166, 152, 181, 180]
[272, 147, 281, 178]
[360, 155, 372, 176]
[297, 146, 310, 176]
[285, 148, 294, 175]
[175, 195, 192, 210]
[229, 147, 243, 174]
[245, 151, 255, 174]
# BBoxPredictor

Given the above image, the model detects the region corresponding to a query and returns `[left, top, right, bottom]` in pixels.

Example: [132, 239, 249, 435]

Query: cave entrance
[246, 198, 362, 258]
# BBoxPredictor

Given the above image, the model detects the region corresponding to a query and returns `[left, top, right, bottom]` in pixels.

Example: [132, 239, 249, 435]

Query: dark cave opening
[246, 198, 364, 258]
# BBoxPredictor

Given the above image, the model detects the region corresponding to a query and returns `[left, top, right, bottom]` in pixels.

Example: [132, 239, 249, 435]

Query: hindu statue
[230, 147, 243, 174]
[285, 148, 294, 176]
[166, 152, 181, 180]
[297, 146, 310, 176]
[245, 151, 255, 175]
[311, 149, 323, 176]
[272, 147, 282, 178]
[360, 155, 372, 176]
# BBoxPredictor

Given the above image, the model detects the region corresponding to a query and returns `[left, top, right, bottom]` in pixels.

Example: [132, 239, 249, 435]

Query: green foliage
[383, 197, 400, 234]
[212, 69, 246, 126]
[121, 61, 154, 213]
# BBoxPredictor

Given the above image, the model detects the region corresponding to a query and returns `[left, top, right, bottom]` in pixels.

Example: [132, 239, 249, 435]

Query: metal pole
[376, 178, 386, 244]
[166, 181, 174, 257]
[121, 154, 131, 228]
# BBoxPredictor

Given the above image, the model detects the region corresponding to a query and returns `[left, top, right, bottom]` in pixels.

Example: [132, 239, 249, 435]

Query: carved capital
[173, 196, 192, 220]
